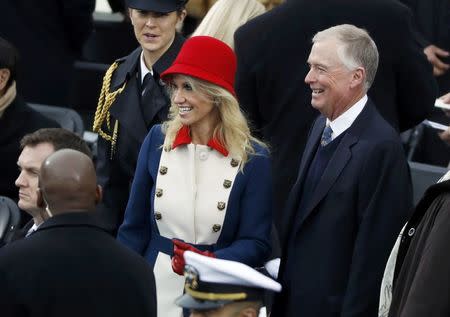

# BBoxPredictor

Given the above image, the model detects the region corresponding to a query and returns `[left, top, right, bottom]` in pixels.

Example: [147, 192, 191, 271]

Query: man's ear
[240, 307, 258, 317]
[0, 68, 11, 91]
[350, 67, 365, 88]
[95, 185, 103, 205]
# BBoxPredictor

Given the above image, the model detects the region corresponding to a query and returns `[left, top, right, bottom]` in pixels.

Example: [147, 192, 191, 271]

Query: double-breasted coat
[95, 34, 184, 233]
[272, 101, 413, 317]
[117, 125, 272, 317]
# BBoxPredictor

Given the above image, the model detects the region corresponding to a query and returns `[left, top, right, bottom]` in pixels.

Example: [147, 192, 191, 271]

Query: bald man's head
[37, 149, 102, 217]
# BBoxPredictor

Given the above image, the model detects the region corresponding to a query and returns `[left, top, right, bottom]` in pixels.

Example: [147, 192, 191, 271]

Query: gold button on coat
[223, 180, 232, 188]
[155, 212, 162, 220]
[217, 202, 226, 210]
[159, 166, 168, 175]
[212, 224, 221, 232]
[230, 159, 239, 167]
[156, 188, 163, 197]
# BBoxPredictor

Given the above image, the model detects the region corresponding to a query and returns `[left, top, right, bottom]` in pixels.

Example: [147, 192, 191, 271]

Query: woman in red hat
[117, 36, 272, 317]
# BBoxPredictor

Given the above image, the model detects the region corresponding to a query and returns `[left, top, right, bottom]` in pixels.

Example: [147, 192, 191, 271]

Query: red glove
[171, 239, 215, 275]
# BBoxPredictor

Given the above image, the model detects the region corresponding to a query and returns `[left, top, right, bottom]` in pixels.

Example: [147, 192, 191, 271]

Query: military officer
[93, 0, 188, 233]
[176, 251, 282, 317]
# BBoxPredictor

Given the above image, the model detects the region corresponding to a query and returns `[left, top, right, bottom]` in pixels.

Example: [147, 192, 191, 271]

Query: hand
[171, 240, 215, 275]
[437, 92, 450, 117]
[171, 250, 186, 276]
[424, 45, 450, 76]
[439, 126, 450, 145]
[173, 239, 215, 257]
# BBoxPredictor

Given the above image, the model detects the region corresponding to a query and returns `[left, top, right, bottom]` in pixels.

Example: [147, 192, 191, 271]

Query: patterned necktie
[321, 124, 333, 146]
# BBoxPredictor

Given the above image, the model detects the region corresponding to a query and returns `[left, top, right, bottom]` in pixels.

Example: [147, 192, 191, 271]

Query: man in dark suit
[234, 0, 436, 239]
[0, 149, 157, 317]
[0, 0, 95, 106]
[271, 25, 412, 317]
[4, 128, 92, 243]
[0, 37, 60, 213]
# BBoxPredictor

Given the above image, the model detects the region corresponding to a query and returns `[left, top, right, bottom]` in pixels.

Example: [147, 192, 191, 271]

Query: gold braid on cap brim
[92, 62, 127, 158]
[185, 285, 247, 301]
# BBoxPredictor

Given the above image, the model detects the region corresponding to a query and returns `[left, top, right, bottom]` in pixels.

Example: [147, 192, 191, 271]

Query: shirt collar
[140, 51, 153, 84]
[326, 94, 367, 139]
[172, 125, 229, 156]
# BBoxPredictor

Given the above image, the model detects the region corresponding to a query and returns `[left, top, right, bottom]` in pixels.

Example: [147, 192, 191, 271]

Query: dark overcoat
[95, 34, 184, 232]
[272, 101, 413, 317]
[234, 0, 437, 237]
[388, 179, 450, 317]
[0, 212, 157, 317]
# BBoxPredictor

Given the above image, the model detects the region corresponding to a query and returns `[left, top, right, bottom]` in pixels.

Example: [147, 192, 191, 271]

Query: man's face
[304, 39, 357, 120]
[15, 143, 54, 215]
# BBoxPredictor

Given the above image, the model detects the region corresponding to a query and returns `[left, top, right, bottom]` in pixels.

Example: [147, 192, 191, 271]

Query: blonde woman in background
[191, 0, 265, 49]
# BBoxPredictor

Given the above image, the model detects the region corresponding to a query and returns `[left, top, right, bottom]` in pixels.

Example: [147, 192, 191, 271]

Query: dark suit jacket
[0, 96, 59, 225]
[272, 100, 413, 317]
[96, 34, 184, 233]
[1, 219, 33, 246]
[234, 0, 437, 236]
[0, 0, 95, 105]
[0, 212, 156, 317]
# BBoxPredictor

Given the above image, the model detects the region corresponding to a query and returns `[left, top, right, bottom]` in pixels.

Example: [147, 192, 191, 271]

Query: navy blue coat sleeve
[116, 127, 158, 255]
[341, 141, 413, 316]
[214, 146, 273, 267]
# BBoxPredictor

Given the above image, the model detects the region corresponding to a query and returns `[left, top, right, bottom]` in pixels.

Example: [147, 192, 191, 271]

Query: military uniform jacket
[117, 125, 272, 317]
[96, 34, 184, 233]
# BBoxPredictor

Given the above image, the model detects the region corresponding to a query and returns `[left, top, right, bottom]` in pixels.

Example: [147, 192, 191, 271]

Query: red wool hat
[161, 36, 237, 96]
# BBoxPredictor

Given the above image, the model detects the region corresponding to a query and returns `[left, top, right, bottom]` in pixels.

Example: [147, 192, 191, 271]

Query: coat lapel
[109, 47, 148, 143]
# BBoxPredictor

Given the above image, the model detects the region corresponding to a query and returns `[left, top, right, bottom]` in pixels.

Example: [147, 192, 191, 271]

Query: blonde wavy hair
[191, 0, 265, 49]
[162, 75, 266, 170]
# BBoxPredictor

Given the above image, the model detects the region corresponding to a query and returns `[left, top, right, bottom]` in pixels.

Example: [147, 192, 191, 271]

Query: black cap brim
[175, 294, 232, 310]
[126, 0, 186, 12]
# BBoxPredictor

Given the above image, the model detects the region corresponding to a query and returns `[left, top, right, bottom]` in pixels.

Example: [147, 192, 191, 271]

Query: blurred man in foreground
[0, 149, 157, 317]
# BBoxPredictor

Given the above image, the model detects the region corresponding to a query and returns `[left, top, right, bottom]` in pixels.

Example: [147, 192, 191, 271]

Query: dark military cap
[126, 0, 188, 12]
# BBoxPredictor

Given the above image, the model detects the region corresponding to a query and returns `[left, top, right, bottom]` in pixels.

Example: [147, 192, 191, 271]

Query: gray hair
[312, 24, 379, 91]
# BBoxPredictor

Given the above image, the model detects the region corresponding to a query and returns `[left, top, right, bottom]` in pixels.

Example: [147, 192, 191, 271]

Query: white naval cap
[175, 251, 281, 310]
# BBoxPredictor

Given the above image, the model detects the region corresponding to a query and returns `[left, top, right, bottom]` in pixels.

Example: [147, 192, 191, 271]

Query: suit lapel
[281, 117, 324, 244]
[300, 134, 356, 224]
